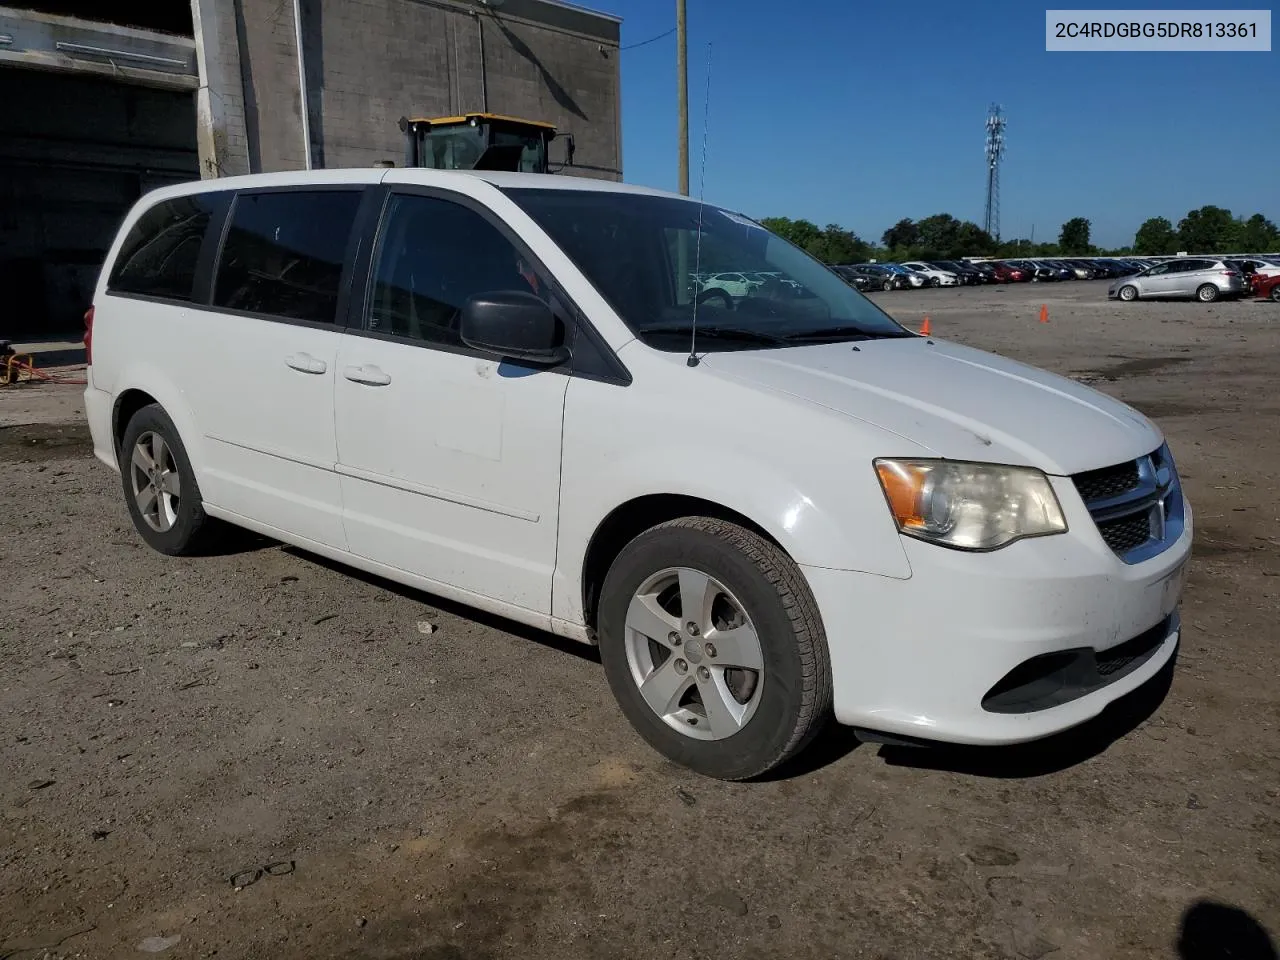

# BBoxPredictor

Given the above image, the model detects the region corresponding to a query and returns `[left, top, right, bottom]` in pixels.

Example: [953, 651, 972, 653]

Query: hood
[701, 337, 1161, 475]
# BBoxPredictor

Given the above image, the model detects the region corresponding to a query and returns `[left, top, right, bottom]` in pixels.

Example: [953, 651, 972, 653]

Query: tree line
[756, 206, 1279, 264]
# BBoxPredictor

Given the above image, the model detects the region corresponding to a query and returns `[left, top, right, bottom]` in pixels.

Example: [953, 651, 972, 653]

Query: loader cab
[399, 113, 573, 174]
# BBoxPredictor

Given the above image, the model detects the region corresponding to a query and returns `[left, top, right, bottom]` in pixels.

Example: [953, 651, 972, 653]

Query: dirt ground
[2, 281, 1277, 960]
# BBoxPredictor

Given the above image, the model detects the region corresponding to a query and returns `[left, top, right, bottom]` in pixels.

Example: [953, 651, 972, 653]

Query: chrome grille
[1072, 444, 1183, 564]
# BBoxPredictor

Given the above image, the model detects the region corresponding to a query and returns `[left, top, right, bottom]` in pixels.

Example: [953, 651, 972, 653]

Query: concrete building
[0, 0, 621, 338]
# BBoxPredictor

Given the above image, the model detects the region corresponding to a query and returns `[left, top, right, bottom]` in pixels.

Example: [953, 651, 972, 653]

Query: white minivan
[83, 169, 1191, 780]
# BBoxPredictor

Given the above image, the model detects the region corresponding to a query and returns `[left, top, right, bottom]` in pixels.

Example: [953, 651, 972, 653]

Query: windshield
[421, 125, 546, 172]
[490, 128, 547, 172]
[504, 189, 911, 350]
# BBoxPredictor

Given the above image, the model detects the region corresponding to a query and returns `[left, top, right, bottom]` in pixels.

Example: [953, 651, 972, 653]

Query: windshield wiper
[638, 324, 791, 346]
[776, 325, 907, 343]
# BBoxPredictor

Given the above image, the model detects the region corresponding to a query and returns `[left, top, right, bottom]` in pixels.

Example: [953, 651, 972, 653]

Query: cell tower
[983, 104, 1006, 241]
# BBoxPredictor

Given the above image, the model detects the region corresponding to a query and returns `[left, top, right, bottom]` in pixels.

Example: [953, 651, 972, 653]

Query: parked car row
[832, 256, 1154, 291]
[829, 252, 1280, 301]
[691, 270, 812, 303]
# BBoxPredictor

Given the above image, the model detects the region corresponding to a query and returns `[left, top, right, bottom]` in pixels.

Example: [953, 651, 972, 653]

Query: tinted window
[109, 194, 218, 301]
[367, 193, 552, 347]
[505, 188, 909, 351]
[213, 190, 362, 323]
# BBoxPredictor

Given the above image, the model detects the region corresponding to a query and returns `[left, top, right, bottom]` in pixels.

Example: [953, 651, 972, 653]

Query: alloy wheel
[623, 567, 765, 741]
[129, 431, 181, 532]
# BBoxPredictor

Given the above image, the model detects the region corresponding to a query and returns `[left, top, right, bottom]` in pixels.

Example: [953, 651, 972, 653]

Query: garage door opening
[0, 67, 199, 339]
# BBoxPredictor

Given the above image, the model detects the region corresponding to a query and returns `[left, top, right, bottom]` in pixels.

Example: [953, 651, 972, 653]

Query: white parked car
[899, 262, 959, 287]
[84, 169, 1191, 780]
[700, 271, 759, 300]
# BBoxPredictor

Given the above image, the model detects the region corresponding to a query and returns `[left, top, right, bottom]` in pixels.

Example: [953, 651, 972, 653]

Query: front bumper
[803, 478, 1192, 745]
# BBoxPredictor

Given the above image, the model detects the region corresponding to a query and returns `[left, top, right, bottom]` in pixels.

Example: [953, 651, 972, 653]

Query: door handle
[343, 364, 392, 387]
[285, 352, 327, 375]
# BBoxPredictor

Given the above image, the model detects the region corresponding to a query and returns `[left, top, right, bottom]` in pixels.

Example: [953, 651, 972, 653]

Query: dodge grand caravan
[84, 169, 1192, 780]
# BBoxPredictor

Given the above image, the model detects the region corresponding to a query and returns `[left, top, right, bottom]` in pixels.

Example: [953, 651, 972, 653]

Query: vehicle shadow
[192, 524, 278, 557]
[280, 546, 601, 665]
[872, 650, 1178, 779]
[1177, 900, 1277, 960]
[757, 723, 864, 781]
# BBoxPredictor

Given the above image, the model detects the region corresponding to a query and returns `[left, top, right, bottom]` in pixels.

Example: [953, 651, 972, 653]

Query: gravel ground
[2, 281, 1277, 960]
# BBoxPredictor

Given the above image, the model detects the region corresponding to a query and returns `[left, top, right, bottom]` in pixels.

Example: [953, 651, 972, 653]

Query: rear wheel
[597, 517, 832, 780]
[1196, 284, 1219, 303]
[120, 404, 214, 556]
[1118, 285, 1138, 302]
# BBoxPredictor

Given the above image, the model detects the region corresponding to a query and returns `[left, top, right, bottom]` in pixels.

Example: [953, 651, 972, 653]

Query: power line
[622, 26, 675, 50]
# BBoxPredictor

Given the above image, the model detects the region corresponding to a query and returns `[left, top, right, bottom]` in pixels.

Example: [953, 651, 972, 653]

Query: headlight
[874, 459, 1067, 550]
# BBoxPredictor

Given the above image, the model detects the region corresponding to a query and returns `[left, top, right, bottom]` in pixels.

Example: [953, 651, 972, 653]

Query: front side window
[505, 189, 910, 351]
[109, 194, 220, 301]
[213, 190, 362, 323]
[367, 193, 553, 347]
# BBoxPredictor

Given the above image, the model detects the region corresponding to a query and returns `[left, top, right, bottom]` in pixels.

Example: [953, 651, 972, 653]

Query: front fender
[552, 368, 916, 625]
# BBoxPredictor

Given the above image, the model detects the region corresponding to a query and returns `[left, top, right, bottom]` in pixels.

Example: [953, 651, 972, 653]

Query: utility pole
[676, 0, 689, 195]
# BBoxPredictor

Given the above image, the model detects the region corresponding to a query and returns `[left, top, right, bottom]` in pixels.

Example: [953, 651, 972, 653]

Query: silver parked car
[1109, 258, 1247, 302]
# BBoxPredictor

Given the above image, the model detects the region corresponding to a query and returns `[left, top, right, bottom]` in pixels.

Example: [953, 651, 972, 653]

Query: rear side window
[108, 194, 218, 301]
[213, 190, 362, 323]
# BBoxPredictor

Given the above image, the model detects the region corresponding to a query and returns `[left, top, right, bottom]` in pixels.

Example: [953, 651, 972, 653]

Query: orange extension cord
[1, 355, 88, 387]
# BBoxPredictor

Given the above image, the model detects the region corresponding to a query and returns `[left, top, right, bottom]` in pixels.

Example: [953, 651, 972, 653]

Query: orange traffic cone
[920, 315, 932, 336]
[1039, 304, 1049, 324]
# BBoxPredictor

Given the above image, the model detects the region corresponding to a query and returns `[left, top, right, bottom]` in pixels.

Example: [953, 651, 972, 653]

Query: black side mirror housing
[460, 291, 569, 365]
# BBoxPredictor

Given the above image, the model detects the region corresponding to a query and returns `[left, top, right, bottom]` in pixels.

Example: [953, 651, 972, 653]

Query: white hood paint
[702, 337, 1162, 475]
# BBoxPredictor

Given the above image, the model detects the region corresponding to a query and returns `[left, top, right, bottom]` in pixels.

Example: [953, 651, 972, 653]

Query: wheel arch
[578, 494, 787, 635]
[112, 388, 159, 457]
[107, 367, 209, 475]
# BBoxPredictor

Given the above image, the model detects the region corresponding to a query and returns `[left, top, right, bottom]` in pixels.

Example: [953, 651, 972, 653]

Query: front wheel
[1118, 285, 1138, 302]
[1271, 286, 1280, 302]
[1196, 283, 1219, 303]
[597, 517, 832, 780]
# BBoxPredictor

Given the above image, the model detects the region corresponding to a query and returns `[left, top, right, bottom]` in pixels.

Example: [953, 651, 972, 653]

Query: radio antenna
[687, 41, 713, 368]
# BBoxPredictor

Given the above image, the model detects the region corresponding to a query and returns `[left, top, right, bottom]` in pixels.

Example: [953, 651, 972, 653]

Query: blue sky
[585, 0, 1278, 248]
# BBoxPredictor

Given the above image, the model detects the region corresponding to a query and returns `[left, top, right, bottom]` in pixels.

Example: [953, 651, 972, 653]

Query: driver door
[333, 189, 570, 615]
[1140, 262, 1173, 295]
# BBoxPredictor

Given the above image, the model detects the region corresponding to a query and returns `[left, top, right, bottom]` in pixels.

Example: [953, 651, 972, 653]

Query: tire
[696, 288, 733, 311]
[119, 403, 214, 556]
[882, 279, 893, 291]
[1118, 285, 1138, 302]
[930, 277, 941, 287]
[597, 517, 832, 780]
[1196, 284, 1219, 303]
[1271, 286, 1280, 302]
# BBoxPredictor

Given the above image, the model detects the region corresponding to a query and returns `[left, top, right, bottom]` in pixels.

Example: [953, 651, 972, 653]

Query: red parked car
[992, 262, 1025, 282]
[1252, 272, 1280, 301]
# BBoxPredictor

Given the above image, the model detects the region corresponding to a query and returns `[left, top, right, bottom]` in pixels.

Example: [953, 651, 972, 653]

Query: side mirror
[460, 291, 569, 365]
